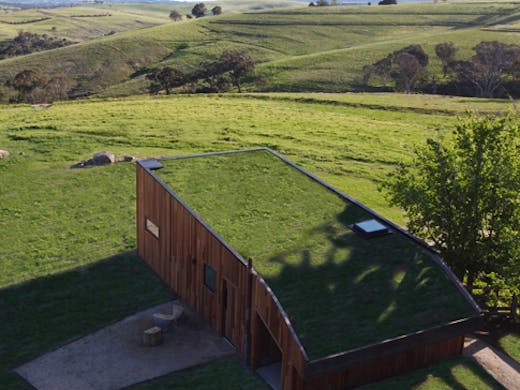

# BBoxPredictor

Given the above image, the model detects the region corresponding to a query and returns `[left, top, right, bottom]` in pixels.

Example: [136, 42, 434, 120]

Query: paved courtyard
[16, 300, 234, 390]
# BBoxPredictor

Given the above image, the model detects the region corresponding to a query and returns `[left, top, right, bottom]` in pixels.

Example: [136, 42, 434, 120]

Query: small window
[204, 264, 216, 292]
[145, 218, 160, 239]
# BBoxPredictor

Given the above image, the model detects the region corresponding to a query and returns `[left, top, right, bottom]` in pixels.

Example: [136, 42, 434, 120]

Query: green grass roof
[157, 149, 475, 359]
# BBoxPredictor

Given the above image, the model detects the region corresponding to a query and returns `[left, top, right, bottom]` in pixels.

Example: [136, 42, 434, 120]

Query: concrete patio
[15, 299, 235, 390]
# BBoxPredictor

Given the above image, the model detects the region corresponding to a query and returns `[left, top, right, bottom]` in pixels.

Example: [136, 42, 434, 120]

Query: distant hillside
[0, 1, 519, 101]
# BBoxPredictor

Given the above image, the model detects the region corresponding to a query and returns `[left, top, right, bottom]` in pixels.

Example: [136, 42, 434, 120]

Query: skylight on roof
[352, 219, 390, 238]
[140, 159, 163, 170]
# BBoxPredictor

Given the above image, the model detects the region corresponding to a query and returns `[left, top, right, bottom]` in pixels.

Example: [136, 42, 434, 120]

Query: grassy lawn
[498, 332, 520, 363]
[361, 356, 503, 390]
[0, 92, 512, 387]
[131, 356, 269, 390]
[0, 253, 171, 388]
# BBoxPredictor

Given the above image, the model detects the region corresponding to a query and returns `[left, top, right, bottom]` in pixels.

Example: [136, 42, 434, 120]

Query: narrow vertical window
[145, 218, 160, 239]
[204, 264, 216, 292]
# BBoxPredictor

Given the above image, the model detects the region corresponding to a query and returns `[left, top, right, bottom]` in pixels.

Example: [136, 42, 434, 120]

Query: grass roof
[157, 149, 475, 360]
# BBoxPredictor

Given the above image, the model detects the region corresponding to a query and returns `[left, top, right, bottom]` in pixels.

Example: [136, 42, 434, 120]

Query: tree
[218, 50, 254, 92]
[146, 67, 186, 95]
[451, 41, 520, 98]
[435, 41, 458, 77]
[372, 57, 392, 87]
[382, 114, 520, 291]
[169, 10, 182, 21]
[211, 6, 222, 15]
[391, 52, 426, 92]
[365, 45, 428, 91]
[12, 68, 47, 103]
[394, 44, 428, 67]
[192, 3, 207, 18]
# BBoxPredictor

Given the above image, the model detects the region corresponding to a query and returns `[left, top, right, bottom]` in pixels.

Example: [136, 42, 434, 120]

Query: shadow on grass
[263, 203, 473, 359]
[0, 251, 172, 389]
[360, 355, 503, 390]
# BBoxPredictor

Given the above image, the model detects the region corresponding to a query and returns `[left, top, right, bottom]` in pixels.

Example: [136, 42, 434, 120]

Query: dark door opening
[254, 313, 282, 390]
[221, 279, 236, 345]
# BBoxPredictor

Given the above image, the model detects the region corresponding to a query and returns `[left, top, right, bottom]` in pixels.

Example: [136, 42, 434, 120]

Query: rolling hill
[0, 2, 519, 99]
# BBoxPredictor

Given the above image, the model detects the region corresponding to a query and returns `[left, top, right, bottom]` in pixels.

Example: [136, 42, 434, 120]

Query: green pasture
[0, 6, 169, 41]
[0, 93, 513, 387]
[1, 2, 520, 100]
[499, 333, 520, 363]
[362, 356, 503, 390]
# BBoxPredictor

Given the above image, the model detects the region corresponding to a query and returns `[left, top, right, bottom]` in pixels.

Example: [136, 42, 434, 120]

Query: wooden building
[136, 148, 480, 389]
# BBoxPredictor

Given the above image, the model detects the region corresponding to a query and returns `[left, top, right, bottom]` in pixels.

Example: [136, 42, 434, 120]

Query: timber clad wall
[304, 336, 463, 389]
[137, 164, 307, 382]
[136, 158, 475, 390]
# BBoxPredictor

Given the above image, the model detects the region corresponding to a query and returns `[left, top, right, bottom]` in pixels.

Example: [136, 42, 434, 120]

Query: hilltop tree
[382, 114, 520, 291]
[435, 41, 458, 77]
[192, 3, 207, 18]
[211, 6, 222, 15]
[169, 10, 182, 21]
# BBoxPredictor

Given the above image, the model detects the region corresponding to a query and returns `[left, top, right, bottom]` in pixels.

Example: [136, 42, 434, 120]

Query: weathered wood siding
[304, 336, 464, 389]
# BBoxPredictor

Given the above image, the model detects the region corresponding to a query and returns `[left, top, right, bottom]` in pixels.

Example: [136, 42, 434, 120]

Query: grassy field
[0, 5, 169, 41]
[131, 356, 269, 390]
[1, 2, 519, 100]
[361, 356, 503, 390]
[159, 149, 475, 358]
[0, 92, 513, 387]
[499, 332, 520, 363]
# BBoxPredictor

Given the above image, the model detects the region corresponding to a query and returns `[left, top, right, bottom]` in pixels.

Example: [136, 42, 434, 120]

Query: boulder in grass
[92, 151, 115, 166]
[0, 150, 9, 159]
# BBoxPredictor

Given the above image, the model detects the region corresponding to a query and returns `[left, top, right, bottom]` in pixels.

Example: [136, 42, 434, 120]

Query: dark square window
[204, 264, 216, 292]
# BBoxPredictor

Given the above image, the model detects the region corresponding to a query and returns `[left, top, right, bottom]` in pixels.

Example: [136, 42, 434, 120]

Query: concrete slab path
[464, 336, 520, 390]
[16, 300, 234, 390]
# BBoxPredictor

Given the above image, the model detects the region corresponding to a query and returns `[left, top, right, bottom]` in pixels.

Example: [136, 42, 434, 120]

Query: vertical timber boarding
[136, 163, 308, 386]
[136, 157, 476, 390]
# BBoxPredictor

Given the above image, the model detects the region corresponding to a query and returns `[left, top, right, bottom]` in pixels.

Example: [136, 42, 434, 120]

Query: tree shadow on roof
[262, 204, 473, 359]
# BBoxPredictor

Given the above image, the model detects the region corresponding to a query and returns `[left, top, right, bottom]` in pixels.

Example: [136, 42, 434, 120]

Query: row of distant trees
[146, 50, 254, 94]
[3, 68, 72, 103]
[363, 41, 520, 98]
[0, 31, 73, 60]
[169, 3, 222, 22]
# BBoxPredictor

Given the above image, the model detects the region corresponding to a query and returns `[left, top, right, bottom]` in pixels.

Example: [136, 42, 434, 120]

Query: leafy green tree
[365, 45, 428, 92]
[12, 68, 47, 103]
[451, 41, 520, 98]
[192, 3, 207, 18]
[391, 52, 425, 92]
[218, 50, 254, 92]
[169, 10, 182, 21]
[146, 67, 186, 95]
[435, 42, 458, 77]
[211, 6, 222, 15]
[382, 114, 520, 291]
